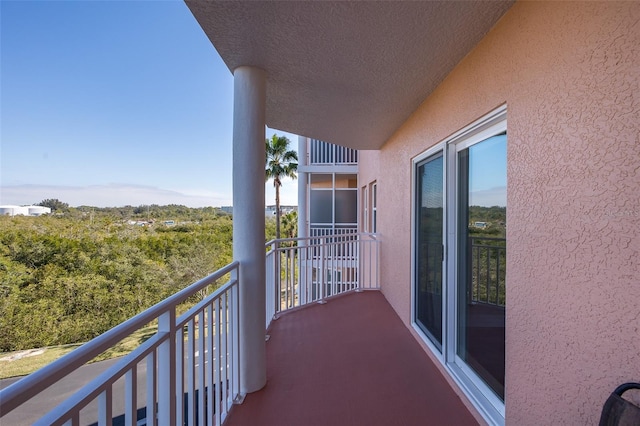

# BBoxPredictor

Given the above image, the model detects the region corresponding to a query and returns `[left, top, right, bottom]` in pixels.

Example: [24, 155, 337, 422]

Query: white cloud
[1, 181, 301, 208]
[470, 186, 507, 207]
[0, 184, 232, 208]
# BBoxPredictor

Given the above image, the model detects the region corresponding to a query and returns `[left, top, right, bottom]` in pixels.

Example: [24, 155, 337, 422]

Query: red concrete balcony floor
[226, 291, 478, 426]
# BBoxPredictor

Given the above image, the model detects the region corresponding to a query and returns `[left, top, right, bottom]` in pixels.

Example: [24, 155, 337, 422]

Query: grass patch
[0, 325, 158, 380]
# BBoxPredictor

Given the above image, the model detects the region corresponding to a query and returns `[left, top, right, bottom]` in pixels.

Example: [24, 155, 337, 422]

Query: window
[361, 185, 369, 232]
[309, 173, 358, 236]
[362, 182, 377, 233]
[412, 106, 507, 424]
[371, 182, 377, 233]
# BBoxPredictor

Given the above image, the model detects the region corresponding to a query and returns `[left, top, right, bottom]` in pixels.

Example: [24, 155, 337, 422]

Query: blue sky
[0, 0, 298, 208]
[468, 134, 506, 207]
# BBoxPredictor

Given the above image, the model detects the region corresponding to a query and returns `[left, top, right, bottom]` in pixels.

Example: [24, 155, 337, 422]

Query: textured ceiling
[186, 1, 514, 150]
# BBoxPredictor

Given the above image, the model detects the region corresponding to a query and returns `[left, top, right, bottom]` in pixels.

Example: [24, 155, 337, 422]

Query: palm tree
[281, 210, 298, 248]
[265, 134, 298, 240]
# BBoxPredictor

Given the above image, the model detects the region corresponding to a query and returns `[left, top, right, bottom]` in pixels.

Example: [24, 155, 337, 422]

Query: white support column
[297, 136, 309, 303]
[233, 66, 267, 394]
[297, 136, 309, 240]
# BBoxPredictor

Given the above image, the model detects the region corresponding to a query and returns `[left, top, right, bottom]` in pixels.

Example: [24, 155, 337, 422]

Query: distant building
[219, 205, 297, 217]
[265, 205, 297, 217]
[0, 205, 51, 216]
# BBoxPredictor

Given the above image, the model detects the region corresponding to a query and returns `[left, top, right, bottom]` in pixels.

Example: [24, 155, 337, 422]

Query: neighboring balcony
[0, 233, 478, 425]
[308, 139, 358, 166]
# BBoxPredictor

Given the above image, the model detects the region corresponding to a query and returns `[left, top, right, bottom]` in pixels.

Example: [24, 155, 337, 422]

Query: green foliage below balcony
[0, 206, 236, 353]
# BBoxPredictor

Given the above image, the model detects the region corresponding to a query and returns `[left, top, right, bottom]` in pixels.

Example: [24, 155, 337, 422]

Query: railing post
[231, 271, 242, 403]
[146, 352, 156, 426]
[376, 235, 380, 289]
[97, 389, 112, 426]
[124, 369, 137, 426]
[274, 240, 280, 314]
[318, 242, 326, 303]
[157, 309, 176, 426]
[356, 235, 364, 292]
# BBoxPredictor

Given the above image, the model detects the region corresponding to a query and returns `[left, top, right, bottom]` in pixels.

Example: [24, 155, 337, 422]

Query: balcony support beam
[233, 66, 267, 394]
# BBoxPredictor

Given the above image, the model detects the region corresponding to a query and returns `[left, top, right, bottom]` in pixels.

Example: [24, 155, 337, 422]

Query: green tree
[265, 134, 297, 239]
[38, 198, 69, 212]
[281, 211, 298, 241]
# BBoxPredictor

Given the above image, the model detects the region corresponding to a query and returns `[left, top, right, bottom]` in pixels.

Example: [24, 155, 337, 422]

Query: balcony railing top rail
[1, 261, 241, 426]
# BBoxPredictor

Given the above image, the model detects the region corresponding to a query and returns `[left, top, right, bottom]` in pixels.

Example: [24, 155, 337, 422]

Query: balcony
[0, 233, 476, 425]
[226, 290, 478, 426]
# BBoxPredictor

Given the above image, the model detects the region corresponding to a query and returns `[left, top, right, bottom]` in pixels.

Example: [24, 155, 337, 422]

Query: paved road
[1, 349, 209, 425]
[0, 358, 147, 426]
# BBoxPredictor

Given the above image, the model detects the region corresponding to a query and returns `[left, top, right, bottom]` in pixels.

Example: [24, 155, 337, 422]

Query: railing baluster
[125, 368, 137, 426]
[206, 304, 214, 426]
[486, 243, 491, 304]
[214, 298, 222, 426]
[495, 248, 500, 305]
[146, 351, 156, 426]
[175, 326, 184, 426]
[197, 310, 205, 426]
[98, 388, 112, 426]
[290, 249, 296, 308]
[187, 319, 195, 426]
[475, 244, 480, 302]
[275, 242, 281, 314]
[285, 249, 290, 309]
[221, 292, 228, 416]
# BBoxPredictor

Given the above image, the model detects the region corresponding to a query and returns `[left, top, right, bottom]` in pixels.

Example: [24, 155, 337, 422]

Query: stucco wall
[364, 2, 640, 424]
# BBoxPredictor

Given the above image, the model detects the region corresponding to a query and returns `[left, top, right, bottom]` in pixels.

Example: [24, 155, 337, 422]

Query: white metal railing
[0, 261, 241, 426]
[265, 233, 379, 328]
[309, 139, 358, 165]
[309, 225, 358, 238]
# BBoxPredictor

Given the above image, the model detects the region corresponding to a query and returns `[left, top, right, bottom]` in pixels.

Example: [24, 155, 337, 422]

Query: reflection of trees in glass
[468, 203, 506, 305]
[468, 205, 506, 238]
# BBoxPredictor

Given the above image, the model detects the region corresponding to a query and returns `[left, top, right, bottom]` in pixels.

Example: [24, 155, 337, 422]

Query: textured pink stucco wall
[364, 2, 640, 424]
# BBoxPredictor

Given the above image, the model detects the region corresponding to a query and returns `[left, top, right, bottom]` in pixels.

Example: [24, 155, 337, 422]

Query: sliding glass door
[413, 107, 507, 422]
[456, 133, 507, 400]
[415, 152, 444, 349]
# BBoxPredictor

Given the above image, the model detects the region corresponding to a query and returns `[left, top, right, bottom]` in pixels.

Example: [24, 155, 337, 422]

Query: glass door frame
[411, 105, 507, 425]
